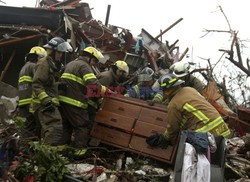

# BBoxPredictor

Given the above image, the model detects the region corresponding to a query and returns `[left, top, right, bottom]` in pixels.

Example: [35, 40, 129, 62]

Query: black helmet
[44, 37, 72, 52]
[158, 73, 184, 90]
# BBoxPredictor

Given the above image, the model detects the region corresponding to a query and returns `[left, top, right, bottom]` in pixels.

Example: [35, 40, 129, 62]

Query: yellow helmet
[115, 60, 129, 74]
[29, 46, 47, 58]
[83, 47, 104, 61]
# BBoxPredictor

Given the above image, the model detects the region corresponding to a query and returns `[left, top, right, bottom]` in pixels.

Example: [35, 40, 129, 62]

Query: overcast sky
[3, 0, 250, 61]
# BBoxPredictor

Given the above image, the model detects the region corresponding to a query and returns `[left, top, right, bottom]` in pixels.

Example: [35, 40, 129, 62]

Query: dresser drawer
[138, 108, 167, 127]
[101, 98, 141, 118]
[90, 123, 131, 147]
[129, 135, 175, 162]
[95, 110, 135, 131]
[133, 120, 166, 137]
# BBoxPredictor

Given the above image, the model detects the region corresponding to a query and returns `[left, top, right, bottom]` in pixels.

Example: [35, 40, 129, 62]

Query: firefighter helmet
[158, 73, 184, 90]
[170, 61, 190, 77]
[28, 46, 47, 58]
[44, 37, 73, 52]
[115, 60, 129, 74]
[83, 47, 104, 61]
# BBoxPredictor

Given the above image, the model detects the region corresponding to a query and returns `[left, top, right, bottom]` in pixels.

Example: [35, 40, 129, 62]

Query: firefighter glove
[146, 133, 170, 149]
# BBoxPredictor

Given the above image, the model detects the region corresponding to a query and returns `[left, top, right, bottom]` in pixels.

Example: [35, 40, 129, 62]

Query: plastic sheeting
[181, 143, 210, 182]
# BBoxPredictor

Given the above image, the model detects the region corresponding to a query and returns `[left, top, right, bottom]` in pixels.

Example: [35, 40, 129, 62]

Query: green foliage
[15, 141, 70, 181]
[14, 116, 26, 129]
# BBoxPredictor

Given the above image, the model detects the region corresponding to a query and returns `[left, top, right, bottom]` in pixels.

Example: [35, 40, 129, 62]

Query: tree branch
[218, 5, 232, 31]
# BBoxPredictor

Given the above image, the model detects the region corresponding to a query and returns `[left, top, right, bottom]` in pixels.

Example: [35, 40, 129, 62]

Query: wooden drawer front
[138, 108, 167, 127]
[101, 99, 141, 118]
[129, 136, 174, 161]
[95, 110, 135, 131]
[90, 123, 130, 147]
[133, 121, 166, 137]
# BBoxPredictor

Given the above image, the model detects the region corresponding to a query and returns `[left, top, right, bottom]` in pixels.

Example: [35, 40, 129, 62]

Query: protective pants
[19, 105, 41, 139]
[60, 103, 90, 148]
[36, 106, 63, 146]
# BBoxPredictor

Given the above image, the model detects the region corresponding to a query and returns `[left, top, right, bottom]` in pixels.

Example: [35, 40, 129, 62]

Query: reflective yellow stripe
[88, 99, 98, 109]
[161, 78, 177, 87]
[18, 98, 32, 106]
[33, 99, 41, 104]
[134, 85, 139, 94]
[52, 98, 60, 105]
[32, 97, 58, 105]
[221, 129, 231, 138]
[38, 91, 49, 101]
[18, 76, 33, 83]
[29, 107, 35, 113]
[183, 103, 210, 123]
[61, 73, 83, 85]
[59, 95, 88, 109]
[195, 116, 224, 133]
[83, 73, 96, 82]
[154, 93, 163, 102]
[169, 78, 177, 83]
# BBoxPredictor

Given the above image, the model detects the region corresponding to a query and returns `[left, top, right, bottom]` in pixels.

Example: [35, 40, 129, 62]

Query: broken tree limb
[155, 18, 183, 40]
[0, 50, 16, 81]
[178, 47, 189, 61]
[219, 42, 250, 76]
[218, 5, 232, 31]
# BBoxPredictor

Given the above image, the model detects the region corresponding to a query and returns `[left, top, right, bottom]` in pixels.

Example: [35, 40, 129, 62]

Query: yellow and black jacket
[59, 56, 106, 109]
[163, 87, 230, 142]
[18, 62, 36, 107]
[31, 57, 60, 112]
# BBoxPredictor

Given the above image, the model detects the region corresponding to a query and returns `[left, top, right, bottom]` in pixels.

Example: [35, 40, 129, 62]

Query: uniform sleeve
[97, 72, 111, 87]
[81, 65, 107, 94]
[124, 85, 137, 97]
[32, 62, 51, 104]
[163, 103, 182, 143]
[153, 90, 164, 103]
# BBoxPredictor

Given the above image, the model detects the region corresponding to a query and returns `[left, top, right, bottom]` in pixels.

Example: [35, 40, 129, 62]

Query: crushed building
[0, 0, 250, 181]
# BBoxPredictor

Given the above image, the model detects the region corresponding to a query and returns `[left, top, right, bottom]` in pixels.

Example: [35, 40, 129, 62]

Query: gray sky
[4, 0, 250, 60]
[2, 0, 250, 91]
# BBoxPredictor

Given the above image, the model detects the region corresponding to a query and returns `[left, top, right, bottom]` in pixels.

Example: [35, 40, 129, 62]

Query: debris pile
[0, 0, 249, 182]
[225, 135, 250, 181]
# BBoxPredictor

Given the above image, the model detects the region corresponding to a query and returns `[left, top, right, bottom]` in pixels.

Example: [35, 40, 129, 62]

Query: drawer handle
[110, 118, 117, 122]
[156, 117, 163, 121]
[118, 107, 124, 111]
[150, 130, 158, 134]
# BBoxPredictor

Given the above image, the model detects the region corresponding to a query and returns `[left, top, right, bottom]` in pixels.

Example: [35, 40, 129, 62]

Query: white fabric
[197, 154, 210, 182]
[181, 143, 210, 182]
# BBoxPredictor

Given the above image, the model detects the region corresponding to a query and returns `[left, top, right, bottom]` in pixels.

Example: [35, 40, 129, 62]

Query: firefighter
[59, 46, 108, 148]
[97, 60, 129, 87]
[171, 61, 235, 115]
[18, 46, 47, 138]
[124, 67, 156, 100]
[31, 37, 72, 146]
[170, 61, 205, 94]
[146, 73, 231, 148]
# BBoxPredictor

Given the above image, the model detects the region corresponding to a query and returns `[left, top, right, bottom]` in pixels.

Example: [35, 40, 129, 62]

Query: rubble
[0, 0, 249, 181]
